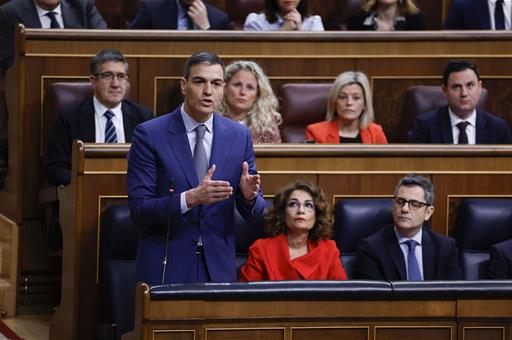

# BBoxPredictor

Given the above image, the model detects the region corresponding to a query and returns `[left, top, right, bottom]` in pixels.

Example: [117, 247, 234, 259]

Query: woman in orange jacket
[240, 181, 347, 281]
[306, 71, 388, 144]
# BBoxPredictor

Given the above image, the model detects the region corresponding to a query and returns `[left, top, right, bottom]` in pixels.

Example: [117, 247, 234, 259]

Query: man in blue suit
[354, 174, 463, 280]
[0, 0, 107, 72]
[445, 0, 511, 29]
[129, 0, 230, 30]
[409, 60, 512, 144]
[127, 51, 265, 285]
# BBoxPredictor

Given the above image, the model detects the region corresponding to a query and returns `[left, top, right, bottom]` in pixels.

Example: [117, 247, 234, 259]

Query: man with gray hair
[354, 174, 462, 280]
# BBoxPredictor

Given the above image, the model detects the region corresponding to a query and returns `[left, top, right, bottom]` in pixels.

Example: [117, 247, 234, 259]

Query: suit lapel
[439, 106, 454, 143]
[384, 227, 407, 280]
[60, 0, 80, 28]
[209, 114, 228, 180]
[167, 109, 197, 187]
[474, 110, 488, 144]
[121, 101, 135, 142]
[476, 0, 491, 29]
[23, 0, 43, 27]
[327, 121, 339, 143]
[78, 99, 96, 142]
[421, 229, 436, 280]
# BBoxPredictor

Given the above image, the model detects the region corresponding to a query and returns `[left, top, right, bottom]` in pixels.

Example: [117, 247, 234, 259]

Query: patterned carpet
[0, 320, 22, 340]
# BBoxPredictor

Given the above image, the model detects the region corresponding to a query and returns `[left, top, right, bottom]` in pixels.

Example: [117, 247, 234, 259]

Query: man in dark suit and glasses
[354, 174, 463, 281]
[409, 59, 512, 144]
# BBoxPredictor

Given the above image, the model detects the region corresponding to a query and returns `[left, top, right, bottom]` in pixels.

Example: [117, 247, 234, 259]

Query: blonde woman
[348, 0, 425, 31]
[220, 60, 282, 143]
[306, 71, 388, 144]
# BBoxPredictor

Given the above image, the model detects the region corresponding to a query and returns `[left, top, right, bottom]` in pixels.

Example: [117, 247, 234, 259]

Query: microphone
[161, 178, 175, 284]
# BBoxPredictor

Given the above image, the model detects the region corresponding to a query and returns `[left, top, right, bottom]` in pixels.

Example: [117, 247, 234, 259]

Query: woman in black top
[348, 0, 425, 31]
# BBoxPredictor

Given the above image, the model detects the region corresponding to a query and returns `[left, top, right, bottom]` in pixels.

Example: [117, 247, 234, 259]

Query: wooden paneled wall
[49, 142, 512, 340]
[3, 28, 512, 315]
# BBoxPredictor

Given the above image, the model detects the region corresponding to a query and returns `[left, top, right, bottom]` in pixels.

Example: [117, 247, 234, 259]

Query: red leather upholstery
[280, 83, 332, 143]
[226, 0, 265, 30]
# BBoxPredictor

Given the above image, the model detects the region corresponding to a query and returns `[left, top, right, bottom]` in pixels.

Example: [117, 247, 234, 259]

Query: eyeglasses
[286, 200, 315, 211]
[95, 72, 128, 82]
[393, 197, 430, 210]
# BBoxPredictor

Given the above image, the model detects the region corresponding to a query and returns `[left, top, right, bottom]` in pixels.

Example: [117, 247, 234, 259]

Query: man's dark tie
[46, 11, 61, 29]
[194, 124, 208, 180]
[457, 121, 469, 144]
[404, 240, 422, 280]
[495, 0, 506, 30]
[104, 110, 118, 143]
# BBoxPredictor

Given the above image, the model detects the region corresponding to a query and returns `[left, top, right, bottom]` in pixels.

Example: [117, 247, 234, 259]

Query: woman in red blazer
[306, 71, 388, 144]
[240, 181, 347, 281]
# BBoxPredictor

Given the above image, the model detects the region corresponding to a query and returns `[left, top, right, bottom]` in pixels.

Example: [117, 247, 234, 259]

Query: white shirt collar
[394, 227, 423, 245]
[448, 107, 477, 128]
[180, 104, 214, 134]
[93, 96, 123, 119]
[34, 2, 62, 17]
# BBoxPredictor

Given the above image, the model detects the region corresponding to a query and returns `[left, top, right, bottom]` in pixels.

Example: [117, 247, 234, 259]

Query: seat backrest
[280, 83, 332, 143]
[334, 198, 394, 278]
[234, 198, 272, 272]
[99, 204, 140, 339]
[400, 85, 488, 142]
[226, 0, 265, 30]
[325, 0, 362, 30]
[455, 199, 512, 279]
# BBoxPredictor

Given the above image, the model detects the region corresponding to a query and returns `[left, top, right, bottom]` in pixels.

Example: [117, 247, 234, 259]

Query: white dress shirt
[93, 97, 126, 143]
[448, 108, 477, 144]
[244, 12, 324, 31]
[35, 3, 65, 28]
[487, 0, 512, 29]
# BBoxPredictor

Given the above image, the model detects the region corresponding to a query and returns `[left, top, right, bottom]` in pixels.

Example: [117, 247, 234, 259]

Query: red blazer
[305, 121, 388, 144]
[239, 233, 347, 281]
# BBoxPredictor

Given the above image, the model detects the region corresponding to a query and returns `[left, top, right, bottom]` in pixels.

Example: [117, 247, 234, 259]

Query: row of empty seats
[98, 198, 512, 339]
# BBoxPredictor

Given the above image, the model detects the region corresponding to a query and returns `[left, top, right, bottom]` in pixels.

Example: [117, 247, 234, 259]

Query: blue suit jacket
[0, 0, 107, 71]
[354, 225, 463, 280]
[127, 107, 265, 284]
[129, 0, 230, 29]
[444, 0, 493, 29]
[487, 239, 512, 279]
[409, 105, 512, 144]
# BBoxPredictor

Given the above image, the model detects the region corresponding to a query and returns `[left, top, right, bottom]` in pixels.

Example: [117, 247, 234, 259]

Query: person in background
[129, 0, 229, 30]
[445, 0, 511, 30]
[409, 59, 512, 144]
[0, 0, 107, 72]
[240, 180, 347, 281]
[487, 239, 512, 279]
[219, 60, 282, 143]
[354, 174, 463, 280]
[244, 0, 324, 31]
[347, 0, 425, 31]
[306, 71, 388, 144]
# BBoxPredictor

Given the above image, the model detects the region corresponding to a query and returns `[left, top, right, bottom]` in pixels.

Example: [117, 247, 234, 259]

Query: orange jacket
[305, 121, 388, 144]
[239, 233, 347, 281]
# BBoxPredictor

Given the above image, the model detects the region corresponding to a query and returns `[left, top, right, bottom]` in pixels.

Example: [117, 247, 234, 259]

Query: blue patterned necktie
[104, 110, 118, 143]
[457, 121, 469, 144]
[194, 124, 208, 180]
[404, 240, 422, 280]
[46, 11, 60, 28]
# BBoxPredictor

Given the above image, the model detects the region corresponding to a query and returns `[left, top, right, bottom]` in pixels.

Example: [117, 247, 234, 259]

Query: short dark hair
[394, 174, 435, 205]
[442, 59, 480, 86]
[264, 0, 310, 24]
[90, 49, 128, 75]
[183, 51, 224, 80]
[267, 181, 333, 242]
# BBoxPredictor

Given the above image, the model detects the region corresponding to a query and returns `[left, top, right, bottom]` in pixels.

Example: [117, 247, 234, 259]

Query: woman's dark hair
[266, 180, 333, 242]
[265, 0, 310, 24]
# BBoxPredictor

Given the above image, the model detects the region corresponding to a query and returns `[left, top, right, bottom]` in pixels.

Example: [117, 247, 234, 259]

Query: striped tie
[104, 110, 118, 143]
